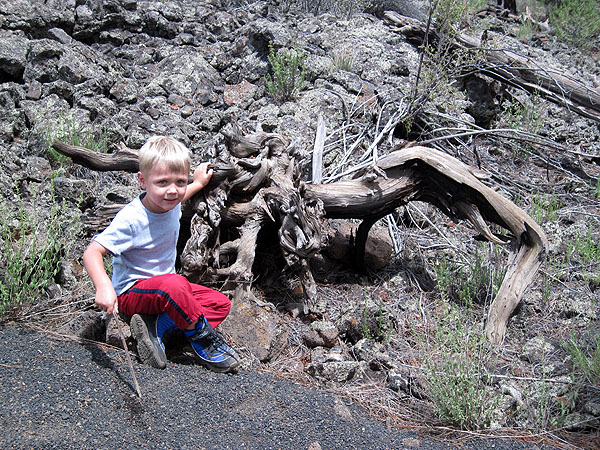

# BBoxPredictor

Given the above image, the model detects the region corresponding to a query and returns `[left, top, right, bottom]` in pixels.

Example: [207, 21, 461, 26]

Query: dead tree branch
[384, 10, 600, 122]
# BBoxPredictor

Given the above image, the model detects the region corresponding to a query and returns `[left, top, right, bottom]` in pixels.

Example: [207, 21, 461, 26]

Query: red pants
[118, 274, 231, 330]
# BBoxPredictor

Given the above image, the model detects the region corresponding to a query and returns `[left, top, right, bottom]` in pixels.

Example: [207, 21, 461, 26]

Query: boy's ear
[137, 171, 146, 189]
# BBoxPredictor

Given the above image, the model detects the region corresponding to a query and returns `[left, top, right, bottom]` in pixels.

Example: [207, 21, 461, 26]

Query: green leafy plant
[530, 192, 560, 223]
[435, 247, 505, 309]
[570, 231, 600, 264]
[565, 231, 600, 284]
[501, 94, 545, 135]
[361, 293, 392, 343]
[563, 332, 600, 385]
[517, 17, 537, 41]
[408, 0, 487, 127]
[416, 302, 500, 430]
[0, 186, 80, 319]
[265, 41, 306, 101]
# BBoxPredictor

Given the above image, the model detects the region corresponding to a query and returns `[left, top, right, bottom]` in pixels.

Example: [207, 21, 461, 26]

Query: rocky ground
[1, 324, 563, 449]
[0, 0, 599, 448]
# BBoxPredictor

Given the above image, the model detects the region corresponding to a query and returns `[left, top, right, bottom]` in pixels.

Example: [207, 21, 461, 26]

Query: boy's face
[137, 163, 188, 214]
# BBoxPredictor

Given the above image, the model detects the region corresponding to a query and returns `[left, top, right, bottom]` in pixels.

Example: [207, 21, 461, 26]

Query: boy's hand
[193, 162, 213, 188]
[95, 282, 119, 314]
[184, 162, 213, 202]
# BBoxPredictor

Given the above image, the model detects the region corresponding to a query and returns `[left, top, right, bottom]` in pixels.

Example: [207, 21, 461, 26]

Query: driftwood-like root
[53, 127, 547, 344]
[305, 146, 548, 344]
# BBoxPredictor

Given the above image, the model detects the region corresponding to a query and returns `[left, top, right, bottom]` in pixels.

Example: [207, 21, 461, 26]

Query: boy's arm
[183, 162, 213, 202]
[83, 241, 119, 314]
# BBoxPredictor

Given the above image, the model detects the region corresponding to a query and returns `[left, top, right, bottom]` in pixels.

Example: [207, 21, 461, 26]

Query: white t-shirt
[94, 194, 181, 295]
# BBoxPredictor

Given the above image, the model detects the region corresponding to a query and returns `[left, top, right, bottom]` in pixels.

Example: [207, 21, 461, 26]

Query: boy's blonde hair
[138, 136, 190, 174]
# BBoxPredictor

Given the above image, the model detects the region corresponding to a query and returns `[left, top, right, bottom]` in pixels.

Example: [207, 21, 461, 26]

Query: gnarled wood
[305, 146, 548, 344]
[52, 141, 140, 172]
[53, 128, 548, 344]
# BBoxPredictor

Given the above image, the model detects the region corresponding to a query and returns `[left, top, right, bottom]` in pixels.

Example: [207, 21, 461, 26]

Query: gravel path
[0, 325, 554, 449]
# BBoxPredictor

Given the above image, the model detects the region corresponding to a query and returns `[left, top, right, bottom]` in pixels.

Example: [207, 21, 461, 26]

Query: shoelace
[203, 332, 230, 355]
[190, 329, 230, 355]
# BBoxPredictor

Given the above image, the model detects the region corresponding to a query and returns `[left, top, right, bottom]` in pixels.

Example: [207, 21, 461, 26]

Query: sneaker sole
[193, 355, 240, 373]
[130, 314, 167, 369]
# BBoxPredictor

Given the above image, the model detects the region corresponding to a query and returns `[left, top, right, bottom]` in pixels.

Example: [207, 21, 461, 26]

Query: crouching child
[83, 136, 239, 372]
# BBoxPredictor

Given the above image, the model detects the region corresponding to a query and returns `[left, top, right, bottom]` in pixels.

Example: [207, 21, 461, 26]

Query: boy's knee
[160, 273, 191, 290]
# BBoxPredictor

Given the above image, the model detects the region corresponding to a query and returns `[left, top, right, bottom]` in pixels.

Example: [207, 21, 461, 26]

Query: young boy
[83, 136, 239, 372]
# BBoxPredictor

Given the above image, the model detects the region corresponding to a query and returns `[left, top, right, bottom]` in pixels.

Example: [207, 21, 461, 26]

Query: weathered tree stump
[53, 123, 548, 344]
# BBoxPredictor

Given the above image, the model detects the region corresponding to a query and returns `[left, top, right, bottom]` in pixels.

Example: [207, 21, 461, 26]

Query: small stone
[167, 93, 186, 107]
[26, 80, 42, 100]
[147, 107, 160, 119]
[303, 329, 324, 348]
[48, 28, 72, 44]
[180, 105, 194, 117]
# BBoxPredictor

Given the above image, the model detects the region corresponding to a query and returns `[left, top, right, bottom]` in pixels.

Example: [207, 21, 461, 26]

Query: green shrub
[331, 48, 355, 73]
[410, 0, 486, 119]
[566, 231, 600, 284]
[500, 94, 545, 135]
[435, 247, 505, 308]
[550, 0, 600, 52]
[530, 192, 560, 223]
[563, 332, 600, 385]
[0, 187, 80, 319]
[265, 41, 306, 101]
[415, 302, 500, 430]
[45, 117, 108, 164]
[361, 293, 392, 343]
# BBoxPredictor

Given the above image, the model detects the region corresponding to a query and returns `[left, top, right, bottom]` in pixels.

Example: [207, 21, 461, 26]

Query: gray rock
[303, 329, 325, 348]
[219, 294, 288, 362]
[21, 95, 70, 132]
[57, 260, 79, 288]
[22, 39, 64, 83]
[310, 321, 339, 348]
[520, 336, 556, 364]
[60, 310, 105, 342]
[583, 401, 600, 417]
[352, 338, 390, 368]
[555, 290, 597, 321]
[0, 33, 29, 80]
[47, 27, 72, 45]
[387, 367, 410, 393]
[23, 155, 51, 181]
[563, 412, 598, 431]
[110, 78, 139, 104]
[145, 51, 222, 100]
[105, 313, 132, 350]
[51, 176, 93, 205]
[25, 80, 43, 100]
[324, 219, 393, 270]
[307, 360, 361, 383]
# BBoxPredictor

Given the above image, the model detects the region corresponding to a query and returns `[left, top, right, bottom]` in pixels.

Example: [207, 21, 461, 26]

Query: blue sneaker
[185, 315, 239, 373]
[130, 313, 176, 369]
